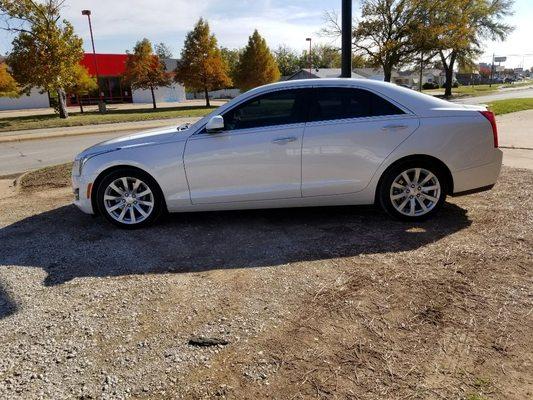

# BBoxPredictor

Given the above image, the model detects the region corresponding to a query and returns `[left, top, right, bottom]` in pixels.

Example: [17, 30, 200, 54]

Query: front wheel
[379, 162, 447, 221]
[96, 169, 164, 229]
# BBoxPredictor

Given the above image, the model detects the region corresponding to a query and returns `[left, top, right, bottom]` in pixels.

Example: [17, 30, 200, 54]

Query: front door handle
[272, 136, 298, 144]
[382, 124, 409, 131]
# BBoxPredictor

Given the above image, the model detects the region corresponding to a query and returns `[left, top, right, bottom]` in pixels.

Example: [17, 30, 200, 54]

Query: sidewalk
[0, 99, 225, 119]
[497, 109, 533, 149]
[0, 116, 203, 143]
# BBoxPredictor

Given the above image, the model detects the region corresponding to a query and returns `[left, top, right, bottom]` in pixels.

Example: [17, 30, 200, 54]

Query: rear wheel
[96, 169, 164, 229]
[379, 161, 447, 221]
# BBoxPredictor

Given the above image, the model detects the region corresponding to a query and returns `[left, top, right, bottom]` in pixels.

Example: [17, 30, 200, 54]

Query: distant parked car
[440, 82, 459, 88]
[423, 82, 440, 90]
[504, 77, 515, 84]
[72, 79, 502, 228]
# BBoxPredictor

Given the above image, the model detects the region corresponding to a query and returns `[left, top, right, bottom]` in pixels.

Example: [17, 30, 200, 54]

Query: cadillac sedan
[72, 79, 502, 228]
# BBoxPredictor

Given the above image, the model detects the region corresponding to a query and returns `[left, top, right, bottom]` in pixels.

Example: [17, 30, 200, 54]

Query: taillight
[480, 111, 498, 148]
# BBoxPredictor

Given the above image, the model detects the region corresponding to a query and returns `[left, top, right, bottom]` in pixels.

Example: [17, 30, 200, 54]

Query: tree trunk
[419, 52, 424, 92]
[383, 65, 392, 82]
[150, 86, 157, 109]
[441, 51, 457, 97]
[57, 89, 69, 119]
[204, 86, 210, 107]
[78, 94, 84, 113]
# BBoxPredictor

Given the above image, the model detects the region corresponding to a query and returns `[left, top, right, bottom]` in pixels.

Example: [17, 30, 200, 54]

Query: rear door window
[310, 88, 404, 122]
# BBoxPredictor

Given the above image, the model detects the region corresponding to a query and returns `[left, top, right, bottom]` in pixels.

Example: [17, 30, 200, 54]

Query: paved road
[1, 92, 532, 176]
[454, 88, 533, 104]
[0, 130, 137, 176]
[1, 127, 530, 177]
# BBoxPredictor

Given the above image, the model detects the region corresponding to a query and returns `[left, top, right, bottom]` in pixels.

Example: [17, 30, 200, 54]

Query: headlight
[73, 148, 120, 177]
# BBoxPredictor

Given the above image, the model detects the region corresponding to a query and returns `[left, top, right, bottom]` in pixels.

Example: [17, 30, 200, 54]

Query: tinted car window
[223, 89, 306, 131]
[310, 88, 404, 122]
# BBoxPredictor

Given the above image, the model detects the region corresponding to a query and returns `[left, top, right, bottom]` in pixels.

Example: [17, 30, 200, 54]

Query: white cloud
[58, 0, 332, 54]
[0, 0, 529, 68]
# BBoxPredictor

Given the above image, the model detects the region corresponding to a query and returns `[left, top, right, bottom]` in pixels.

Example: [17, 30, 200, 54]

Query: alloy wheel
[389, 167, 441, 217]
[103, 177, 154, 225]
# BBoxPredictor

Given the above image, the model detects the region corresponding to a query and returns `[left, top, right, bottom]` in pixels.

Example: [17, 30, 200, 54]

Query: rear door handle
[382, 124, 409, 131]
[272, 136, 298, 144]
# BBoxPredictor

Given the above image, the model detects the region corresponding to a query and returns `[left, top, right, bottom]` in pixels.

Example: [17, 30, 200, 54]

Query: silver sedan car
[72, 79, 502, 228]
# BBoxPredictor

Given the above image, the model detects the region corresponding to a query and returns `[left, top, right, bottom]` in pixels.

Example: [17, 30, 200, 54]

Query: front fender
[82, 141, 191, 209]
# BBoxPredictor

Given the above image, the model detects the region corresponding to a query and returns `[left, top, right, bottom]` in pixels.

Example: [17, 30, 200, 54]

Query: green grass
[423, 80, 532, 98]
[487, 98, 533, 115]
[501, 80, 533, 89]
[0, 105, 216, 133]
[423, 84, 498, 98]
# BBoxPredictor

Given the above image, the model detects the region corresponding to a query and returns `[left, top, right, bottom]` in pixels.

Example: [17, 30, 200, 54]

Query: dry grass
[177, 168, 533, 400]
[16, 162, 72, 192]
[0, 167, 531, 399]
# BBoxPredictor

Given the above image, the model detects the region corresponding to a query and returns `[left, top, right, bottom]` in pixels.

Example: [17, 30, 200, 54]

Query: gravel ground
[0, 167, 531, 399]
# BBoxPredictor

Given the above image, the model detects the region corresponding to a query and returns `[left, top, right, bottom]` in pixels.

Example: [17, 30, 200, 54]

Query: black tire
[378, 160, 447, 221]
[96, 168, 164, 229]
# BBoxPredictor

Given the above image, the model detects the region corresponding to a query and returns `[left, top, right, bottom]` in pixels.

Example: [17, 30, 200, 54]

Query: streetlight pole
[341, 0, 352, 78]
[306, 37, 312, 76]
[489, 53, 494, 87]
[82, 9, 105, 112]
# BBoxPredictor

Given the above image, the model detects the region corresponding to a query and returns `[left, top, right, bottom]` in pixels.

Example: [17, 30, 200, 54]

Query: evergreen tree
[175, 19, 232, 107]
[234, 30, 280, 91]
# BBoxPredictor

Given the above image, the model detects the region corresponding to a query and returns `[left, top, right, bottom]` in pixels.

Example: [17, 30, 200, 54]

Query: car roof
[193, 79, 468, 129]
[250, 78, 457, 114]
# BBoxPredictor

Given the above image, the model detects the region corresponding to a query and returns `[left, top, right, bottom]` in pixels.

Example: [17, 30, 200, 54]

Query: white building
[0, 88, 50, 111]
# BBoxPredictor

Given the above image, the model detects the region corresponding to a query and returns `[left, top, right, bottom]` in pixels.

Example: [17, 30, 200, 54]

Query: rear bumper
[452, 149, 503, 195]
[452, 184, 494, 197]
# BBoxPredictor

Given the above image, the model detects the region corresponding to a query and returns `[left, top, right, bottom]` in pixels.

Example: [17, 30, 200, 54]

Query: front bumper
[72, 173, 94, 214]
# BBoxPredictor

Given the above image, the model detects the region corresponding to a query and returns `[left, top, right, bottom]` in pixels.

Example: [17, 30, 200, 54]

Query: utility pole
[341, 0, 352, 78]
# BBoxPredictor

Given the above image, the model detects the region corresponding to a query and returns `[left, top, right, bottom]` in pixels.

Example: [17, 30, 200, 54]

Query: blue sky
[1, 0, 531, 68]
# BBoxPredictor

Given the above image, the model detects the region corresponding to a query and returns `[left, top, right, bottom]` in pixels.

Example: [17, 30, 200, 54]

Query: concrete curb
[500, 146, 533, 150]
[0, 123, 161, 143]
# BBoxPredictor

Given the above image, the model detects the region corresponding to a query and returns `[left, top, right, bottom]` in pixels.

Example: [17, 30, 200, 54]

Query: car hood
[76, 124, 190, 159]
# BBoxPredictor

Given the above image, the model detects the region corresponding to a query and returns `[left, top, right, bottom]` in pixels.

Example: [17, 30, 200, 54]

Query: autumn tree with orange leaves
[234, 30, 280, 91]
[175, 19, 232, 107]
[0, 62, 18, 97]
[123, 38, 171, 109]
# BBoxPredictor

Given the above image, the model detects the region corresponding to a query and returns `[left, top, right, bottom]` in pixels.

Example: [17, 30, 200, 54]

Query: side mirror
[206, 115, 224, 133]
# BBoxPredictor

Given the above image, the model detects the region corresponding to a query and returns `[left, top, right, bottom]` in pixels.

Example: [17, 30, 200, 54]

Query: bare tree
[322, 1, 422, 82]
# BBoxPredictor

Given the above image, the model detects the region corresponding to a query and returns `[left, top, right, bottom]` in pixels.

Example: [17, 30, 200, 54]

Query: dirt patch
[16, 162, 72, 193]
[0, 179, 16, 200]
[0, 167, 531, 399]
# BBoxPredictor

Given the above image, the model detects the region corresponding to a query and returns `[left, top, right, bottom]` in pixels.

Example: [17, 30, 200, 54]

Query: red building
[68, 53, 133, 106]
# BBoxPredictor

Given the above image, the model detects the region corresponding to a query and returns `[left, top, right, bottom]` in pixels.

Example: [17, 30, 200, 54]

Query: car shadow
[0, 283, 17, 319]
[0, 203, 471, 319]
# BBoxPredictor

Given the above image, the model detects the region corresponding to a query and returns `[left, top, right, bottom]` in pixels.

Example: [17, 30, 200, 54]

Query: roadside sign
[494, 56, 507, 62]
